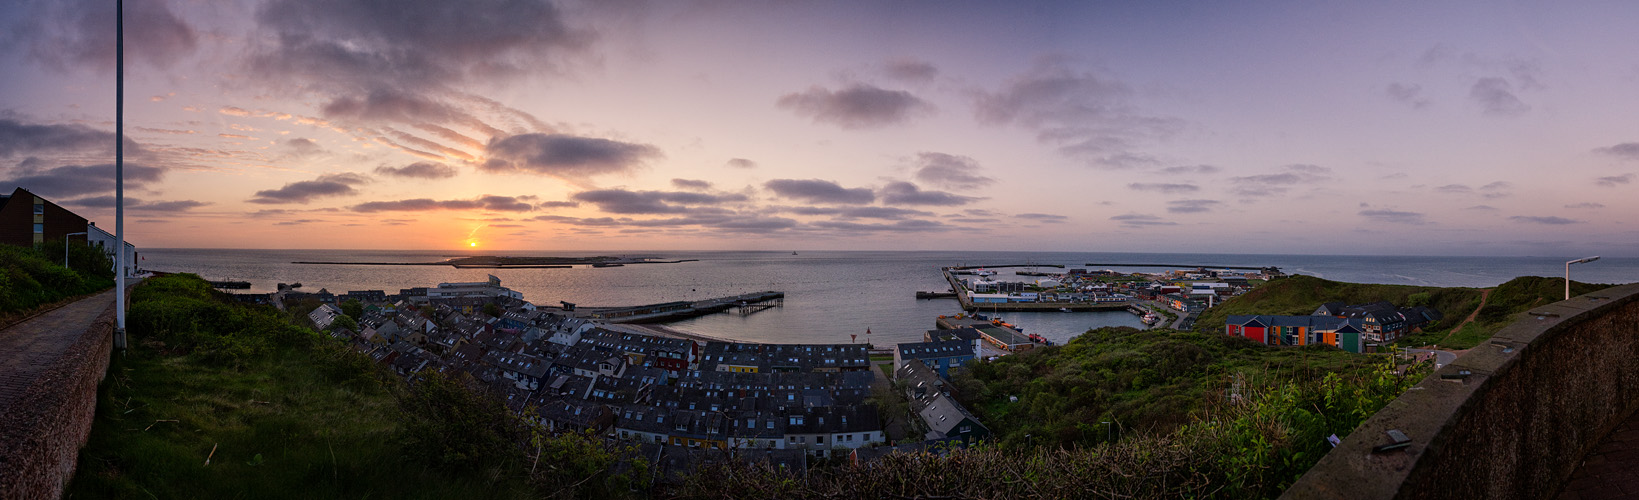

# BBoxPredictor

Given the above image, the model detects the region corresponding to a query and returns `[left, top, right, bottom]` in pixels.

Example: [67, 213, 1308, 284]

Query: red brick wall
[0, 302, 114, 499]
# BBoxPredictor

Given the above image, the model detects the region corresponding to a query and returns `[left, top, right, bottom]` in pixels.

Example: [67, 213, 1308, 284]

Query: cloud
[351, 195, 536, 212]
[671, 178, 712, 190]
[1470, 77, 1529, 116]
[1479, 181, 1512, 198]
[974, 58, 1181, 166]
[1157, 165, 1220, 175]
[1359, 209, 1428, 225]
[537, 201, 579, 208]
[1565, 203, 1605, 209]
[247, 0, 588, 94]
[375, 161, 458, 179]
[725, 158, 758, 169]
[1594, 143, 1639, 161]
[1229, 164, 1333, 196]
[571, 189, 748, 214]
[17, 0, 198, 71]
[1110, 214, 1176, 228]
[60, 196, 209, 211]
[0, 118, 142, 157]
[248, 172, 369, 204]
[882, 59, 939, 83]
[0, 163, 166, 198]
[1016, 213, 1068, 223]
[764, 179, 875, 204]
[912, 152, 994, 190]
[1385, 83, 1430, 109]
[776, 84, 934, 129]
[282, 137, 324, 157]
[1436, 184, 1472, 194]
[1467, 205, 1499, 211]
[535, 213, 800, 233]
[810, 219, 949, 233]
[1596, 174, 1633, 187]
[1167, 199, 1222, 214]
[1509, 215, 1582, 225]
[879, 182, 979, 206]
[777, 206, 934, 220]
[481, 133, 660, 179]
[1128, 183, 1199, 194]
[275, 219, 324, 226]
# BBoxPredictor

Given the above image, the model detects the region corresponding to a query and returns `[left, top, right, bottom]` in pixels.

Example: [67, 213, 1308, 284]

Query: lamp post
[1566, 256, 1600, 301]
[64, 232, 87, 267]
[1101, 421, 1112, 442]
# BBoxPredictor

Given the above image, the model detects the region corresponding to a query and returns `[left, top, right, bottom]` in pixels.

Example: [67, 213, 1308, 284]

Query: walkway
[0, 290, 115, 412]
[0, 289, 116, 498]
[1559, 409, 1639, 499]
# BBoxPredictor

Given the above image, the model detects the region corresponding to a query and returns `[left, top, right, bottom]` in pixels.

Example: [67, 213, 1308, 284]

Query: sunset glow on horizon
[3, 1, 1637, 256]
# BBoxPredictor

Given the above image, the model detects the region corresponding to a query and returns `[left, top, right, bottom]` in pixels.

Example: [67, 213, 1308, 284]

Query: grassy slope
[0, 244, 113, 317]
[66, 275, 535, 499]
[1193, 275, 1485, 335]
[953, 327, 1385, 448]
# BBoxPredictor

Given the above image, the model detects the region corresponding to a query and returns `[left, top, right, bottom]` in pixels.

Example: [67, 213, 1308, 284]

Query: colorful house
[1226, 315, 1369, 353]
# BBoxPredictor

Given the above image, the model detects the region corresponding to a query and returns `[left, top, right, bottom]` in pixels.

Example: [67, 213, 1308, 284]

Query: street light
[1566, 256, 1600, 300]
[64, 232, 87, 268]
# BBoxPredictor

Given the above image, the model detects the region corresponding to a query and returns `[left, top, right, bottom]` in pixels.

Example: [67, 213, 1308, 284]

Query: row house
[897, 360, 990, 444]
[894, 338, 979, 380]
[1225, 315, 1368, 353]
[697, 342, 871, 373]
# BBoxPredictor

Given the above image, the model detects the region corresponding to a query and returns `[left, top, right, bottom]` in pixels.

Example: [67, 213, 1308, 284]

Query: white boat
[975, 269, 997, 277]
[1059, 307, 1072, 313]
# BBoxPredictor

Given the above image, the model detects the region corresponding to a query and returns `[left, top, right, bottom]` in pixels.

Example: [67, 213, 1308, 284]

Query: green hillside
[1193, 275, 1484, 335]
[1194, 274, 1615, 350]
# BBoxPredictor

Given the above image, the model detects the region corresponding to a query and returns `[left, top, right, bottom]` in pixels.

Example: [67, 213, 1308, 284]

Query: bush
[0, 244, 109, 313]
[127, 274, 321, 365]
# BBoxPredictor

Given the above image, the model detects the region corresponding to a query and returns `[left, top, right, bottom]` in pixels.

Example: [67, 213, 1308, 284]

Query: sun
[469, 242, 478, 248]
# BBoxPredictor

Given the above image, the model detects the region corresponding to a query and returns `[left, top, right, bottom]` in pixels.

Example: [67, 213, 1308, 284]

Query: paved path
[0, 290, 115, 413]
[1559, 410, 1639, 499]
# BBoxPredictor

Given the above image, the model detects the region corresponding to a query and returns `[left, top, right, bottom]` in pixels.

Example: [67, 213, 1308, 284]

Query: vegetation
[68, 274, 644, 499]
[1396, 275, 1615, 349]
[1194, 275, 1484, 335]
[0, 242, 113, 316]
[678, 353, 1422, 499]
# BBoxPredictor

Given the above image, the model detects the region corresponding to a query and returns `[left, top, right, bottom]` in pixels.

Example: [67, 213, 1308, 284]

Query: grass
[67, 276, 536, 499]
[1193, 275, 1484, 335]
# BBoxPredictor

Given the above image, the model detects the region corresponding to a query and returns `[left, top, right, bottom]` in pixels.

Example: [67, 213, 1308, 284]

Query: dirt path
[1438, 288, 1493, 345]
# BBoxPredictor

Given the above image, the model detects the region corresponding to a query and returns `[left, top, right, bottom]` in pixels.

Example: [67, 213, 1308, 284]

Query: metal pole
[1565, 261, 1570, 301]
[114, 0, 126, 350]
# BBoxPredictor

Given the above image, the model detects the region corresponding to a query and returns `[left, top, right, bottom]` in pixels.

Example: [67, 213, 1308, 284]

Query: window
[33, 223, 43, 234]
[33, 204, 43, 215]
[816, 436, 824, 444]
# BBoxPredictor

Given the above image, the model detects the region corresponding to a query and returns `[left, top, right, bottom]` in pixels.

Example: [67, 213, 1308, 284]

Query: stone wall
[0, 301, 114, 499]
[1284, 283, 1639, 499]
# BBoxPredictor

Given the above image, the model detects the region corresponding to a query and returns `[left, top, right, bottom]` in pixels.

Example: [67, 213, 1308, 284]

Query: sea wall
[1284, 283, 1639, 499]
[0, 300, 115, 499]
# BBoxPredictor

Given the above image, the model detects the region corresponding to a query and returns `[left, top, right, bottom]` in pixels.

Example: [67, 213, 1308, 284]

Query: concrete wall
[0, 302, 114, 499]
[1284, 283, 1639, 499]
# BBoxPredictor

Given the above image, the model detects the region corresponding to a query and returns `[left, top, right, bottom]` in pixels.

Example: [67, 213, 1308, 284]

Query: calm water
[140, 249, 1639, 346]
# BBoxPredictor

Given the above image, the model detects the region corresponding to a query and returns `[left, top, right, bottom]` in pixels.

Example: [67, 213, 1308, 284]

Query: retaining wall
[1284, 283, 1639, 499]
[0, 300, 115, 499]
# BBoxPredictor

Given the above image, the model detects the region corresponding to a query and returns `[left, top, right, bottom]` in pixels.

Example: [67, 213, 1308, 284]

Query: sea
[139, 250, 1639, 347]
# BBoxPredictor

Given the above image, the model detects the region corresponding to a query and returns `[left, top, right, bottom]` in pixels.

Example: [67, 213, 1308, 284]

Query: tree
[341, 298, 364, 320]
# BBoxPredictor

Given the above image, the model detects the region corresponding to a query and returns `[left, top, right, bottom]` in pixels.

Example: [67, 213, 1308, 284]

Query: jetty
[1086, 262, 1280, 273]
[941, 268, 1127, 312]
[575, 291, 785, 324]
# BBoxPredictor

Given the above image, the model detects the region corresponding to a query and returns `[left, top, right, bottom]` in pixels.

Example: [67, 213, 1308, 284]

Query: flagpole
[114, 0, 127, 350]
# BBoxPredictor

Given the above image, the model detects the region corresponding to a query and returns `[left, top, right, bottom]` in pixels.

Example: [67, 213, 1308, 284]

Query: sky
[2, 0, 1637, 256]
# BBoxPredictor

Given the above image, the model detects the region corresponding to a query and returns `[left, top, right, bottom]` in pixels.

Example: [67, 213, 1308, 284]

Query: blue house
[894, 339, 978, 379]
